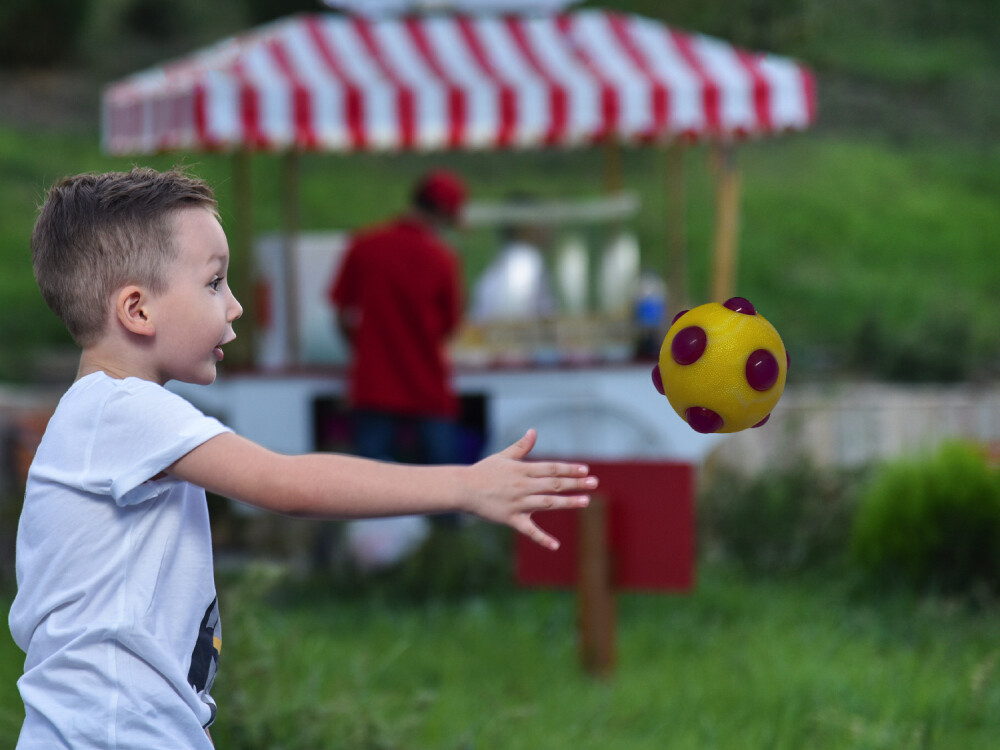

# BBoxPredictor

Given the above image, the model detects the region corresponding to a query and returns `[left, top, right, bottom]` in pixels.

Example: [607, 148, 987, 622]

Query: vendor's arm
[336, 307, 360, 344]
[329, 240, 360, 344]
[167, 429, 595, 550]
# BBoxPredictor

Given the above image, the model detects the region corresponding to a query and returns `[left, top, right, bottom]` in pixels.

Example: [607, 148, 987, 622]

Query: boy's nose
[229, 294, 244, 322]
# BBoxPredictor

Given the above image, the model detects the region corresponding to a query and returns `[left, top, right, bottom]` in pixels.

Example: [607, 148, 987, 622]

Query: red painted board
[515, 460, 695, 592]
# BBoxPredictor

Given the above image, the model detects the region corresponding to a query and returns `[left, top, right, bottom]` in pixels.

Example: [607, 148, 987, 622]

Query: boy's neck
[76, 346, 160, 384]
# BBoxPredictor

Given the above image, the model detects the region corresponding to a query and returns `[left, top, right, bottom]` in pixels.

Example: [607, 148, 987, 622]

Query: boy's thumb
[503, 428, 537, 459]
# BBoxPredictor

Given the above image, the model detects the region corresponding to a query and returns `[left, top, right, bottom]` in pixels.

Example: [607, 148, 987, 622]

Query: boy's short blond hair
[32, 167, 218, 347]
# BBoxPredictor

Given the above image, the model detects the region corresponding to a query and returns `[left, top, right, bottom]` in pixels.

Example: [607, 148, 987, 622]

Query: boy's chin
[197, 368, 219, 386]
[174, 365, 219, 387]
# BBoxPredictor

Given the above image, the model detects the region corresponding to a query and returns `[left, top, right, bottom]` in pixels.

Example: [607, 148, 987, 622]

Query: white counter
[169, 363, 722, 463]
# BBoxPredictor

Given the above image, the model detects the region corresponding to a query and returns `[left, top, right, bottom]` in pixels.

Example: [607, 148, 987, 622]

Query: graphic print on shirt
[187, 597, 221, 696]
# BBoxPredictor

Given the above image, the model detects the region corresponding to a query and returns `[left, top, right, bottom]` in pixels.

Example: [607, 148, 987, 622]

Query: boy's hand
[170, 430, 596, 547]
[463, 429, 597, 551]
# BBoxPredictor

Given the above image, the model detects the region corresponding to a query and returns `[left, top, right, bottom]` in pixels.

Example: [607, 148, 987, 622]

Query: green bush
[698, 461, 864, 574]
[850, 441, 1000, 594]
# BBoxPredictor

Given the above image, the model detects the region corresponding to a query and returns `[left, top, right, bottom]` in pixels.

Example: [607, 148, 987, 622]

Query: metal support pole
[710, 144, 742, 302]
[603, 135, 624, 193]
[664, 141, 688, 315]
[231, 149, 254, 366]
[281, 150, 302, 366]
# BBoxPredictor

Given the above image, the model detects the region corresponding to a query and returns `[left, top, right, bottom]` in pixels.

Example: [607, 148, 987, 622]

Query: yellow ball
[652, 297, 787, 434]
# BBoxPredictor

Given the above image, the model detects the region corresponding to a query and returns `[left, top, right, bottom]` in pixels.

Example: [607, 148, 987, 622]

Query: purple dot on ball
[752, 414, 770, 429]
[686, 406, 724, 434]
[671, 326, 707, 365]
[746, 349, 779, 391]
[651, 364, 665, 395]
[671, 309, 690, 326]
[723, 297, 756, 315]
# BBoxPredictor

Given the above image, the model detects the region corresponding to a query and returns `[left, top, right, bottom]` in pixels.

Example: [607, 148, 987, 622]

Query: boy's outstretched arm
[168, 428, 596, 550]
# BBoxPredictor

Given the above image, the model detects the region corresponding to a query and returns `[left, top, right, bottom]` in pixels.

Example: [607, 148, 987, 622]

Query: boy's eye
[209, 276, 223, 291]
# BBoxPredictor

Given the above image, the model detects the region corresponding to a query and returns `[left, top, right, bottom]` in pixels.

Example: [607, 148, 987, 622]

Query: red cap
[413, 170, 467, 220]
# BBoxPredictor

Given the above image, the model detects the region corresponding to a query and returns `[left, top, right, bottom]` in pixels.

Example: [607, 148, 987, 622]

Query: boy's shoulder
[61, 371, 170, 406]
[34, 372, 229, 504]
[52, 373, 198, 431]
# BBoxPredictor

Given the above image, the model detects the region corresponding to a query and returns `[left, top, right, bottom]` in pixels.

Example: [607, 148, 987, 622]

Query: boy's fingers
[519, 493, 590, 512]
[513, 515, 560, 551]
[525, 461, 592, 479]
[528, 475, 598, 496]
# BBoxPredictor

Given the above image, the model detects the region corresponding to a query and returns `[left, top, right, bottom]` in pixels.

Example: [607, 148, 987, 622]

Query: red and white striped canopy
[102, 10, 816, 155]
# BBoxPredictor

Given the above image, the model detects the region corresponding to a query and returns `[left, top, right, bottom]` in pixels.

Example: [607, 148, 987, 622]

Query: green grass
[6, 562, 997, 749]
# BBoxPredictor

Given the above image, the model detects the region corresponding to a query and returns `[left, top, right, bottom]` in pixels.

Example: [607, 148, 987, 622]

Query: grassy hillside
[2, 126, 997, 384]
[1, 0, 998, 383]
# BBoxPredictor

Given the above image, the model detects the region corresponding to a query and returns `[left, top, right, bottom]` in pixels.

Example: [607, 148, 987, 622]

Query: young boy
[8, 168, 597, 749]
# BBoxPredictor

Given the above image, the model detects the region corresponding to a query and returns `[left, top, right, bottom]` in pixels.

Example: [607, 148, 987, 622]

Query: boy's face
[148, 207, 243, 385]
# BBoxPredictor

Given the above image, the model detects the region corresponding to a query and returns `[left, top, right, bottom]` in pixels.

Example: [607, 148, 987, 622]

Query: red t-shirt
[330, 217, 462, 418]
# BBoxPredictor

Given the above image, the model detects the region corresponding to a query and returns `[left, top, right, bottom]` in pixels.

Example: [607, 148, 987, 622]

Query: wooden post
[664, 141, 688, 316]
[578, 494, 616, 679]
[230, 150, 254, 366]
[281, 150, 301, 366]
[710, 144, 742, 302]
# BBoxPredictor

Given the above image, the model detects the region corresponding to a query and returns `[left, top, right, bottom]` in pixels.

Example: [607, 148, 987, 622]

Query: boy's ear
[115, 285, 155, 337]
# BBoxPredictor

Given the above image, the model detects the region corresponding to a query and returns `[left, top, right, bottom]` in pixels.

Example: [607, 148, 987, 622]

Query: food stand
[101, 4, 816, 463]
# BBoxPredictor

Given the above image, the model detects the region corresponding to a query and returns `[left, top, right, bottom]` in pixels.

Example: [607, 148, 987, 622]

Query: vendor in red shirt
[329, 170, 467, 476]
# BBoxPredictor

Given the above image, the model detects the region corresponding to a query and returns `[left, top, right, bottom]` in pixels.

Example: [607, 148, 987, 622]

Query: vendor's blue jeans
[352, 410, 458, 465]
[353, 409, 461, 525]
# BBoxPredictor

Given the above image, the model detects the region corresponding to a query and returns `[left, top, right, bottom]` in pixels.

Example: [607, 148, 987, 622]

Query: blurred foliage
[0, 0, 89, 66]
[2, 129, 999, 384]
[1, 1, 999, 383]
[244, 0, 320, 25]
[0, 490, 21, 586]
[851, 308, 980, 384]
[3, 0, 998, 76]
[78, 0, 249, 79]
[592, 0, 999, 63]
[698, 460, 866, 574]
[285, 521, 516, 605]
[0, 0, 316, 72]
[851, 441, 1000, 596]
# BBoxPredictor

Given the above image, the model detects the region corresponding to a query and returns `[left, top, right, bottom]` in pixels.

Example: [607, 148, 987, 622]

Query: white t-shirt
[8, 372, 231, 749]
[469, 241, 556, 322]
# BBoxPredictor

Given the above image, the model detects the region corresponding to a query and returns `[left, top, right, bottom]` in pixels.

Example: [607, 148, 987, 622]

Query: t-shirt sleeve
[86, 380, 232, 506]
